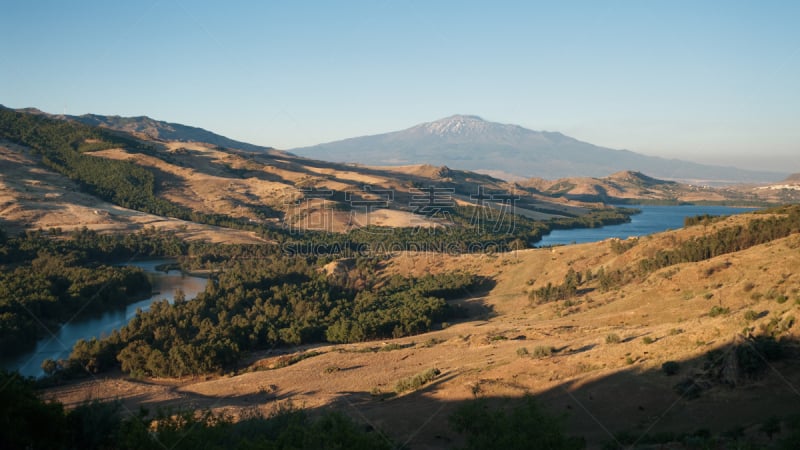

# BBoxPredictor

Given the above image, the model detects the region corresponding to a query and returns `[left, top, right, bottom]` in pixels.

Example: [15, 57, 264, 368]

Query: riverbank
[1, 259, 207, 378]
[536, 204, 758, 247]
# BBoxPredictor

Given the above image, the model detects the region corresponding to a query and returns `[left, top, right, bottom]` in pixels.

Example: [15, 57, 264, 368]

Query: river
[0, 260, 207, 378]
[536, 204, 758, 247]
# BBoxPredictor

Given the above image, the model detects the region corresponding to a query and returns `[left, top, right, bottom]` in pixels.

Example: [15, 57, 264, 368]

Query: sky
[2, 1, 799, 172]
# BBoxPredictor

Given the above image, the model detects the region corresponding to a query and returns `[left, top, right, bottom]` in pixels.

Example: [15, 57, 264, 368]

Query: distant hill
[292, 115, 785, 184]
[71, 114, 275, 152]
[784, 173, 800, 183]
[517, 170, 754, 204]
[13, 107, 273, 152]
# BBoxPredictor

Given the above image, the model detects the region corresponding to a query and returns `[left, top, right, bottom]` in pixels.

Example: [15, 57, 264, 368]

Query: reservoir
[0, 260, 207, 378]
[536, 204, 758, 247]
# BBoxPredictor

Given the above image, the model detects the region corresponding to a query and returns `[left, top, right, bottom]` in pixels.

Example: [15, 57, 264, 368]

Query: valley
[1, 106, 799, 449]
[39, 207, 800, 448]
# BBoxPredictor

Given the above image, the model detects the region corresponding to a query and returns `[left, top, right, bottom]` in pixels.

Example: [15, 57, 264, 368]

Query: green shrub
[394, 368, 441, 393]
[378, 343, 404, 352]
[605, 333, 622, 344]
[422, 338, 443, 348]
[516, 347, 529, 357]
[709, 306, 730, 317]
[272, 351, 323, 369]
[743, 310, 759, 321]
[642, 336, 655, 345]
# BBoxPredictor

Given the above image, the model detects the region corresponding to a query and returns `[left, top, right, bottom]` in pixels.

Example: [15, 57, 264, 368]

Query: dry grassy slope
[0, 142, 265, 243]
[2, 133, 590, 238]
[518, 170, 792, 204]
[75, 139, 594, 232]
[46, 211, 800, 448]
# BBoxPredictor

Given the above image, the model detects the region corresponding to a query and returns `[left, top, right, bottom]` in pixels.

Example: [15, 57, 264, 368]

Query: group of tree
[530, 205, 800, 303]
[0, 227, 169, 356]
[638, 205, 800, 274]
[48, 251, 484, 378]
[288, 205, 636, 257]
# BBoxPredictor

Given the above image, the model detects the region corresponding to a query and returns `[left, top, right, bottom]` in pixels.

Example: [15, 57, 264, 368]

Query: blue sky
[2, 1, 798, 172]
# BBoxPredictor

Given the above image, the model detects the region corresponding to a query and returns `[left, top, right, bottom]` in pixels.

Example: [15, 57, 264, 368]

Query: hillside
[784, 173, 800, 183]
[1, 107, 604, 240]
[292, 115, 786, 184]
[0, 141, 265, 243]
[3, 106, 800, 448]
[45, 206, 800, 448]
[518, 170, 787, 204]
[1, 107, 792, 246]
[16, 107, 275, 153]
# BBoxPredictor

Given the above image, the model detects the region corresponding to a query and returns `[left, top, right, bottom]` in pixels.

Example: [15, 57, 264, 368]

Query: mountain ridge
[292, 115, 786, 184]
[8, 106, 274, 153]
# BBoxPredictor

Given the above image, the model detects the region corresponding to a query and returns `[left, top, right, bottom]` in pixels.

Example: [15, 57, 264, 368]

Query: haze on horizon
[1, 1, 798, 173]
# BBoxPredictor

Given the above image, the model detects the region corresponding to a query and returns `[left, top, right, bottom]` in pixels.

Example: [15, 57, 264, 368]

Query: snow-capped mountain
[291, 115, 785, 183]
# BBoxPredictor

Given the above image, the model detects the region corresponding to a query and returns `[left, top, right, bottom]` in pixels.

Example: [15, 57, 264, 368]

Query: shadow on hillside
[0, 217, 15, 236]
[344, 335, 798, 448]
[96, 335, 800, 448]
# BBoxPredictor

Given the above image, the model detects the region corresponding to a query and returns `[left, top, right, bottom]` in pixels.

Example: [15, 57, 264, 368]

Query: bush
[531, 345, 554, 358]
[516, 347, 529, 357]
[642, 336, 655, 345]
[605, 333, 622, 344]
[662, 361, 680, 376]
[744, 310, 759, 321]
[709, 306, 730, 317]
[394, 368, 441, 393]
[422, 338, 443, 348]
[378, 343, 404, 352]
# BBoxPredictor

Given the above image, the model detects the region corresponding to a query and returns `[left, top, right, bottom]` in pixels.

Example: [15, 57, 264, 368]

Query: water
[1, 259, 207, 378]
[536, 205, 758, 247]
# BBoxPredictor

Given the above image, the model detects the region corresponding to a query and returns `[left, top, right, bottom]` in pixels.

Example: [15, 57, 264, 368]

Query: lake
[0, 260, 207, 378]
[536, 205, 759, 247]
